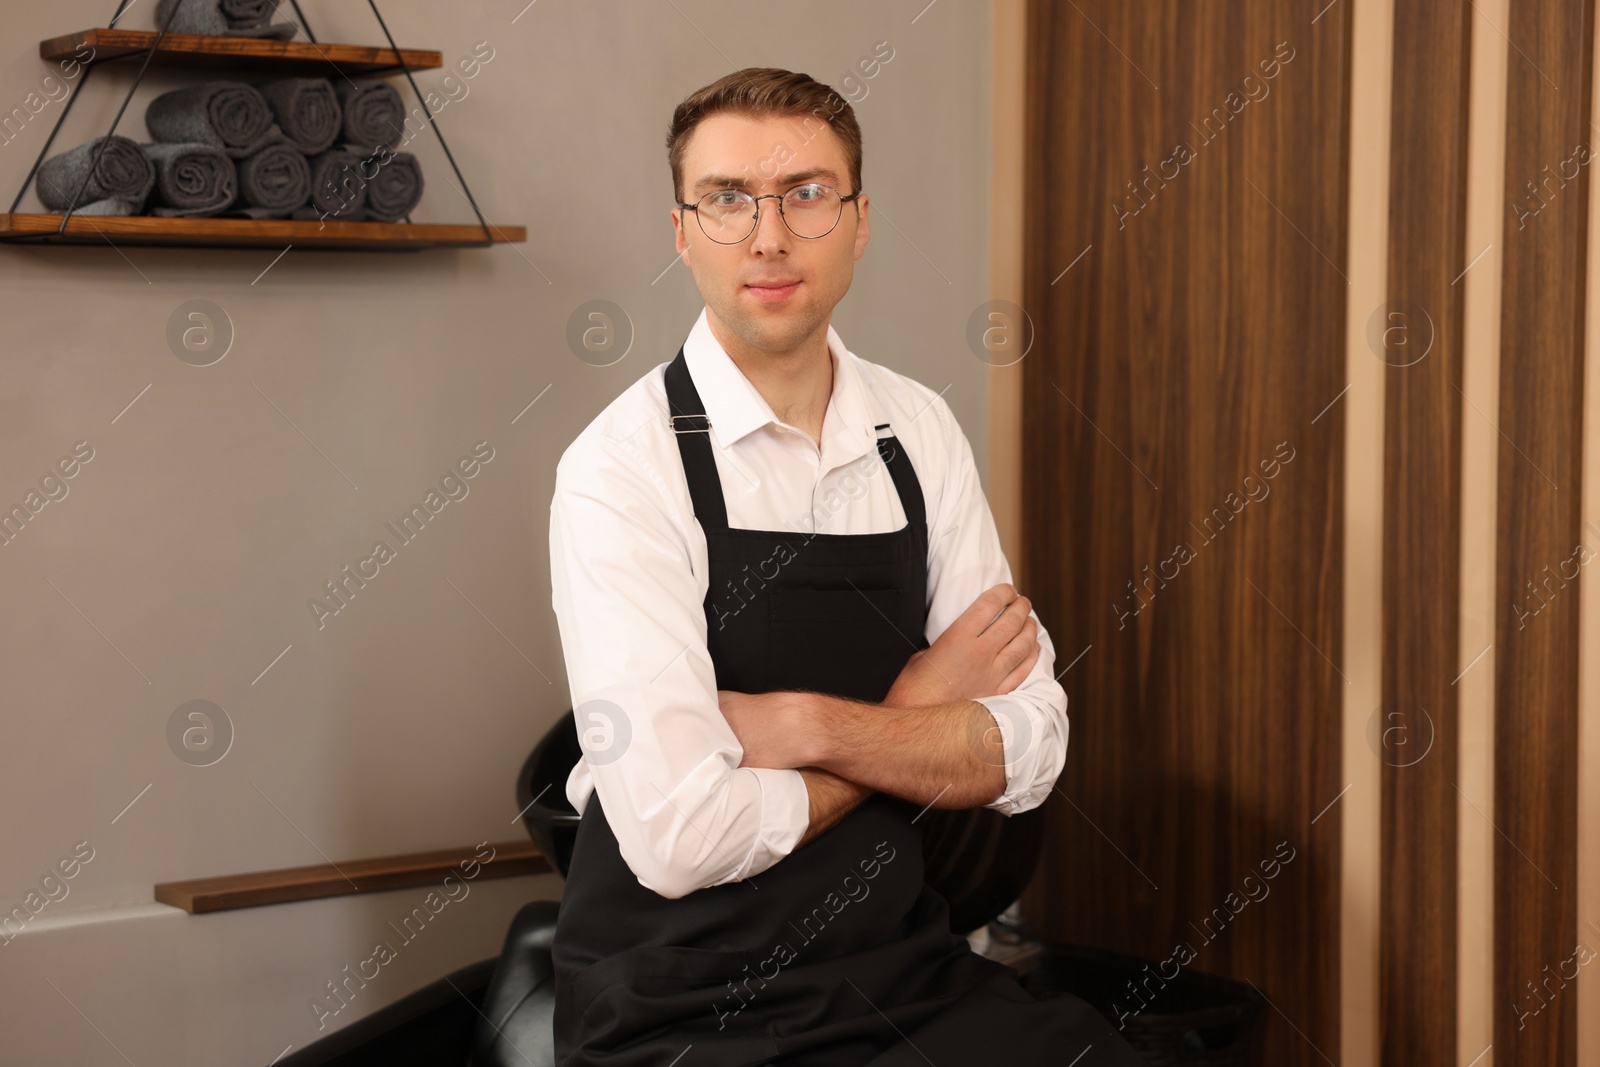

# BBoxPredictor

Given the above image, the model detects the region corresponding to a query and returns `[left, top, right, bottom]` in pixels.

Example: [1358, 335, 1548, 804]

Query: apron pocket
[767, 584, 903, 623]
[766, 585, 915, 700]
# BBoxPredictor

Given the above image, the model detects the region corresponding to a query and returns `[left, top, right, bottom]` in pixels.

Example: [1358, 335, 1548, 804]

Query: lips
[744, 279, 802, 304]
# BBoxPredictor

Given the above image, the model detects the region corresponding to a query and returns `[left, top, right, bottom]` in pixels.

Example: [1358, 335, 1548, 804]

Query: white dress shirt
[548, 306, 1069, 900]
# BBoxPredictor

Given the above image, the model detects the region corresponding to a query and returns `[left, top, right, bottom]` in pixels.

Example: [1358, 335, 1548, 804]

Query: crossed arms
[718, 581, 1041, 849]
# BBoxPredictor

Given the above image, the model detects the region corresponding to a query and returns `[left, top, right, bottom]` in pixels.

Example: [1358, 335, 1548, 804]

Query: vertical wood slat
[987, 0, 1028, 578]
[1379, 3, 1472, 1065]
[1019, 2, 1350, 1063]
[1341, 1, 1393, 1062]
[1574, 0, 1600, 1042]
[1454, 0, 1513, 1056]
[1494, 0, 1594, 1063]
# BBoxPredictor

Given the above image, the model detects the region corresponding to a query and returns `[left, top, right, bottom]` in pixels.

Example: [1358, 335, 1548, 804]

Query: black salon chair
[466, 709, 1046, 1067]
[465, 713, 582, 1067]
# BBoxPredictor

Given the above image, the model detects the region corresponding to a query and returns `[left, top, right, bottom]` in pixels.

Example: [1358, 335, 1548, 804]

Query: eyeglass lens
[696, 184, 846, 243]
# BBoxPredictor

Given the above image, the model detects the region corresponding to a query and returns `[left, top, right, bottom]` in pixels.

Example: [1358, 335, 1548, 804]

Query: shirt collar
[681, 306, 883, 467]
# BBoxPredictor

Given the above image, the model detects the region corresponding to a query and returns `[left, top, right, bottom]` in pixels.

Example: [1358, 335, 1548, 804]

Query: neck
[711, 319, 835, 445]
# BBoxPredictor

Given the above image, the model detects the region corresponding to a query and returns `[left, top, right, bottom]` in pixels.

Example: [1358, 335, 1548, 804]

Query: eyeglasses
[677, 183, 863, 244]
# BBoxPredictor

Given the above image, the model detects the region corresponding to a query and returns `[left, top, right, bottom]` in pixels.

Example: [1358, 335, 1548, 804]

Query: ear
[672, 206, 692, 266]
[851, 195, 870, 261]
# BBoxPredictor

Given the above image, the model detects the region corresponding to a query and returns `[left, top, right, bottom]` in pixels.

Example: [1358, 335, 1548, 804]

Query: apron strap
[665, 346, 729, 531]
[873, 427, 926, 529]
[664, 347, 928, 533]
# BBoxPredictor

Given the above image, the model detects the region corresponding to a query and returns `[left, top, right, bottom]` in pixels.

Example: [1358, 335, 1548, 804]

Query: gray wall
[0, 1, 994, 1062]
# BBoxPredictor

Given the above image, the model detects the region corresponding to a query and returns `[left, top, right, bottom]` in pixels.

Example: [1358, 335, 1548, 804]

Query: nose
[747, 196, 792, 254]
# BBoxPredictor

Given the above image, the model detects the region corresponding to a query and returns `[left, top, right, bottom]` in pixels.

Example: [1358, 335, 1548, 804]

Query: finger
[997, 653, 1034, 694]
[956, 583, 1017, 637]
[994, 632, 1039, 693]
[969, 584, 1021, 636]
[996, 621, 1040, 680]
[979, 593, 1033, 646]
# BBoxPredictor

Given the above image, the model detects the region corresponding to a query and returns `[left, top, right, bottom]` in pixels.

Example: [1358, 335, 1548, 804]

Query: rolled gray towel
[69, 198, 142, 216]
[296, 145, 369, 221]
[219, 0, 280, 24]
[363, 151, 423, 222]
[258, 79, 341, 155]
[232, 141, 310, 217]
[36, 135, 155, 211]
[147, 82, 283, 159]
[333, 82, 405, 152]
[154, 0, 297, 38]
[142, 142, 237, 216]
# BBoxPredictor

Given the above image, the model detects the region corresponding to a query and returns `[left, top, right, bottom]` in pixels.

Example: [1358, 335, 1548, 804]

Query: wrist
[882, 677, 917, 708]
[791, 691, 836, 767]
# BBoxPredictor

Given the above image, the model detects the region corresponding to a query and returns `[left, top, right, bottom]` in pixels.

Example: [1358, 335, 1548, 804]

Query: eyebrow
[691, 168, 843, 194]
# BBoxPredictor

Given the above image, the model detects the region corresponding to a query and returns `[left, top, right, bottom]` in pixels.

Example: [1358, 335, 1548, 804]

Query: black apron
[550, 348, 1144, 1066]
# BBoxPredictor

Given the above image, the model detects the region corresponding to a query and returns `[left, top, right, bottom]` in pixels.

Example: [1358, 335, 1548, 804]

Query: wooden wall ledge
[39, 29, 443, 75]
[0, 214, 527, 251]
[154, 840, 549, 914]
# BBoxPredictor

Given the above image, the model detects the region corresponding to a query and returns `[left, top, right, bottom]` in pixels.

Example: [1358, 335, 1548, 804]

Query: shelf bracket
[51, 0, 181, 233]
[4, 0, 144, 219]
[285, 0, 318, 44]
[365, 0, 495, 247]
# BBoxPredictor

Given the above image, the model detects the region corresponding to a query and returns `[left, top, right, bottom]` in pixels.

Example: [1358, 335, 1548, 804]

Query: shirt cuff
[973, 693, 1054, 815]
[735, 767, 811, 879]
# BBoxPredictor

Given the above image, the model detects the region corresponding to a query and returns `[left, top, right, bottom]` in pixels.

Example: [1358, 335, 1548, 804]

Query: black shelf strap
[8, 62, 94, 216]
[53, 0, 183, 232]
[286, 0, 318, 44]
[5, 0, 142, 216]
[365, 0, 494, 247]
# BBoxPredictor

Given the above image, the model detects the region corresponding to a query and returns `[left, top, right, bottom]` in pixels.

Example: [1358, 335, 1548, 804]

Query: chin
[710, 293, 827, 353]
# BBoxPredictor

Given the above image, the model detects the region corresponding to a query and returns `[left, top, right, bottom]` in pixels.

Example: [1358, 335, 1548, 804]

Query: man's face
[672, 112, 870, 358]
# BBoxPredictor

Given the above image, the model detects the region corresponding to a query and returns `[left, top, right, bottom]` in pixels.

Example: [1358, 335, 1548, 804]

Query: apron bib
[550, 348, 1144, 1067]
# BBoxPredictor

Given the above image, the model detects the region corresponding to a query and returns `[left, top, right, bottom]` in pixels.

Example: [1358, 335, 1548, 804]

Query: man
[548, 67, 1142, 1066]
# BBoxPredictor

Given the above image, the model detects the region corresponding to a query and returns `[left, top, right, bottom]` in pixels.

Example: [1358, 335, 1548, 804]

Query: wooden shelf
[40, 28, 441, 75]
[154, 839, 549, 914]
[21, 26, 518, 251]
[0, 213, 525, 251]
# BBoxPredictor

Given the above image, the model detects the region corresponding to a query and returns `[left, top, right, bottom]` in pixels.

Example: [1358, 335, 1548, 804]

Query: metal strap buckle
[669, 414, 711, 434]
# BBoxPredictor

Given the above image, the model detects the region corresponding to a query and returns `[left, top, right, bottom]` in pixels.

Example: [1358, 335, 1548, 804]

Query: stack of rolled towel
[293, 81, 424, 223]
[34, 77, 425, 223]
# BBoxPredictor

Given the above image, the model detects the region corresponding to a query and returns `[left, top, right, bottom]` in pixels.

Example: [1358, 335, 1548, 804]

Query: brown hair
[666, 67, 863, 205]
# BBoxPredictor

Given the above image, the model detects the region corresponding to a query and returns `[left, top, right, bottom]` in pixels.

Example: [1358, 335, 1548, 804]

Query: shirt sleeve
[920, 394, 1070, 815]
[549, 427, 812, 900]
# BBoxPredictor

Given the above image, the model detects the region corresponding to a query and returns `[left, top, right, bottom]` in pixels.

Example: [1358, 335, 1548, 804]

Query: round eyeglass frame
[676, 183, 864, 244]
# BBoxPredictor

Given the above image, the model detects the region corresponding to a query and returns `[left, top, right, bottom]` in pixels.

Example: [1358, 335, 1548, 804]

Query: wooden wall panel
[1380, 3, 1472, 1065]
[1494, 0, 1593, 1063]
[1019, 2, 1350, 1063]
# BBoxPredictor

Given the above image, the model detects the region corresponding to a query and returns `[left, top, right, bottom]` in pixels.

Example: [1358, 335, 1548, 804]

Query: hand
[884, 583, 1040, 707]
